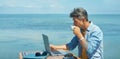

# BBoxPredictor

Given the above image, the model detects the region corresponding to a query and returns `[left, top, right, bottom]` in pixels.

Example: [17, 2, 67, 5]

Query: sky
[0, 0, 119, 14]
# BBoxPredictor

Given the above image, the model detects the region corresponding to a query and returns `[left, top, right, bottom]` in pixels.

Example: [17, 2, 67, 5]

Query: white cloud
[1, 0, 119, 14]
[104, 0, 120, 5]
[7, 4, 16, 7]
[24, 5, 34, 8]
[50, 4, 55, 8]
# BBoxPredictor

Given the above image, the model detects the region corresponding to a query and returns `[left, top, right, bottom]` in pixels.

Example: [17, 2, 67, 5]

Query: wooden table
[47, 56, 64, 59]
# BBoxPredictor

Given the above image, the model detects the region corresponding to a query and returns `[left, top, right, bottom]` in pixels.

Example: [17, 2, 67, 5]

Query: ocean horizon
[0, 14, 120, 59]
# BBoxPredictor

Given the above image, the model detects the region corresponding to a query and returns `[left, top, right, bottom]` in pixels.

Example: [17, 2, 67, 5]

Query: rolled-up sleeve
[66, 36, 78, 50]
[87, 30, 103, 58]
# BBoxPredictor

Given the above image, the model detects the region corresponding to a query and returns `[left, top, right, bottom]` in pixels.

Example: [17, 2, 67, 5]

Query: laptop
[42, 34, 67, 56]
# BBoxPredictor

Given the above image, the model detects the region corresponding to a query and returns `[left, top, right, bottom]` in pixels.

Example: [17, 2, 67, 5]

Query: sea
[0, 14, 120, 59]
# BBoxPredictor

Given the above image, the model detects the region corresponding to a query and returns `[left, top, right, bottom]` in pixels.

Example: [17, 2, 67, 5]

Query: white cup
[71, 26, 76, 30]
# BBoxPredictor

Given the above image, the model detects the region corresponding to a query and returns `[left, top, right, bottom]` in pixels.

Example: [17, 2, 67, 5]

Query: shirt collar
[87, 21, 94, 32]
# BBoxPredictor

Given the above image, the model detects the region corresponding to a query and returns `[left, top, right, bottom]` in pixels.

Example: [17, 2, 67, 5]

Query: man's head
[70, 7, 88, 29]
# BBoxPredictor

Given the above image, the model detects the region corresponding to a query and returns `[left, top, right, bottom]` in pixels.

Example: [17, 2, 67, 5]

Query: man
[50, 7, 103, 59]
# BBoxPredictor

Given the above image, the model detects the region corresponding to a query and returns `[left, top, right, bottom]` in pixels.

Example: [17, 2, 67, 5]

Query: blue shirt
[66, 22, 103, 59]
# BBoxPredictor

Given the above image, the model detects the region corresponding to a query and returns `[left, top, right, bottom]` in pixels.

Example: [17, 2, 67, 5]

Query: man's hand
[50, 44, 57, 51]
[73, 26, 83, 38]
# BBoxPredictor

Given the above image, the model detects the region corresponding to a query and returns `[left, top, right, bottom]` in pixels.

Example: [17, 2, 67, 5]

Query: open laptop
[42, 34, 67, 56]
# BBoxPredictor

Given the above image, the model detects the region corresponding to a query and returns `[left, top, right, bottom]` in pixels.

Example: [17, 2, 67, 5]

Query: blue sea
[0, 14, 120, 59]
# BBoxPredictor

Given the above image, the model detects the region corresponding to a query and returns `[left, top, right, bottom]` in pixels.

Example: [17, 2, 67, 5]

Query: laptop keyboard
[52, 50, 62, 54]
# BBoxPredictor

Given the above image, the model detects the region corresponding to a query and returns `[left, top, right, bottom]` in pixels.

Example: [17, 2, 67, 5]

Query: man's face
[73, 17, 83, 28]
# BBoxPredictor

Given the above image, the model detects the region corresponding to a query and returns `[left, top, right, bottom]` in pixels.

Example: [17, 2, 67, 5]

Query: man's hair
[70, 7, 88, 21]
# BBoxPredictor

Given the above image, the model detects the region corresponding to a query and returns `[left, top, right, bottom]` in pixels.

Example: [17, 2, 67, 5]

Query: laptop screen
[42, 34, 52, 55]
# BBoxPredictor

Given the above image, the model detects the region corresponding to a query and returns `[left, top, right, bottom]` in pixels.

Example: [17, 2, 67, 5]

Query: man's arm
[50, 44, 68, 51]
[73, 26, 87, 50]
[50, 36, 79, 51]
